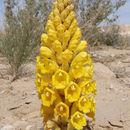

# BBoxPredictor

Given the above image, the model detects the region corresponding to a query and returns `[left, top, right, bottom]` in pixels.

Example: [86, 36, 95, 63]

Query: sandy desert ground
[0, 46, 130, 130]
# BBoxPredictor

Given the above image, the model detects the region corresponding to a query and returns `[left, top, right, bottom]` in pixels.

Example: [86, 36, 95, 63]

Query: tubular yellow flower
[70, 111, 87, 130]
[41, 87, 56, 107]
[40, 59, 58, 74]
[71, 52, 88, 66]
[40, 46, 53, 59]
[78, 96, 91, 113]
[54, 102, 69, 118]
[69, 64, 85, 79]
[52, 69, 69, 89]
[74, 40, 88, 54]
[80, 80, 97, 96]
[65, 81, 81, 102]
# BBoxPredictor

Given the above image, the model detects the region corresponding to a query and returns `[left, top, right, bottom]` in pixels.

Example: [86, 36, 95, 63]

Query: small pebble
[109, 84, 114, 89]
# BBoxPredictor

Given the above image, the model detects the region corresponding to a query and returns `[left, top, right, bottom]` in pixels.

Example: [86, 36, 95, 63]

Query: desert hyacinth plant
[35, 0, 97, 129]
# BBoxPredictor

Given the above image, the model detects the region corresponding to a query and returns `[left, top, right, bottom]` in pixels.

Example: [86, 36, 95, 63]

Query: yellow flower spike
[78, 96, 91, 114]
[40, 59, 58, 74]
[41, 87, 56, 107]
[40, 46, 54, 59]
[68, 39, 79, 51]
[52, 69, 69, 89]
[52, 40, 63, 54]
[74, 41, 88, 54]
[41, 33, 48, 46]
[35, 0, 96, 128]
[45, 20, 55, 32]
[69, 64, 85, 79]
[48, 29, 58, 41]
[54, 102, 69, 118]
[71, 27, 82, 41]
[65, 81, 81, 102]
[70, 111, 87, 130]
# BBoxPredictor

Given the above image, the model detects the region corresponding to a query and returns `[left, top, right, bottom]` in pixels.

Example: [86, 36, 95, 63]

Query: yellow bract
[71, 111, 87, 130]
[35, 0, 96, 129]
